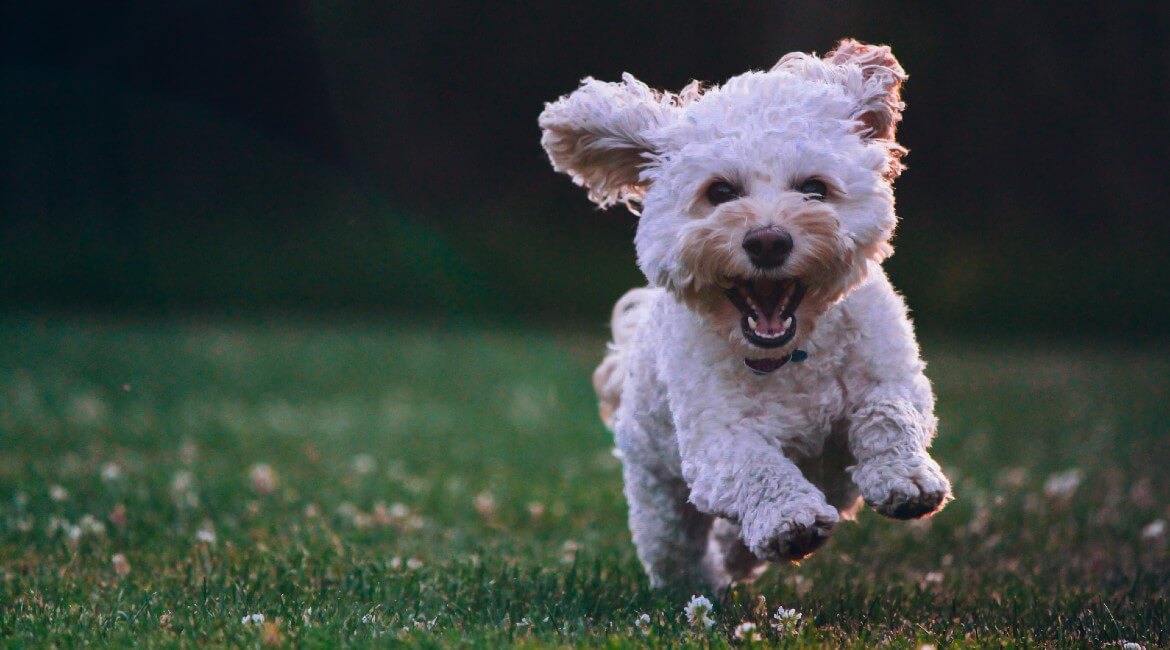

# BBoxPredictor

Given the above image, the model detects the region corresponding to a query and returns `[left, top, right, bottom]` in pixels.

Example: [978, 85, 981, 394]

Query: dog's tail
[593, 287, 660, 429]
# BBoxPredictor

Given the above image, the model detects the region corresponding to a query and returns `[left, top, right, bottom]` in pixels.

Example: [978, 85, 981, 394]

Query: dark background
[3, 1, 1168, 336]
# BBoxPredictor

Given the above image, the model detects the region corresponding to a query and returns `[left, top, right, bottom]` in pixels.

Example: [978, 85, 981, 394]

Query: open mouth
[722, 278, 806, 349]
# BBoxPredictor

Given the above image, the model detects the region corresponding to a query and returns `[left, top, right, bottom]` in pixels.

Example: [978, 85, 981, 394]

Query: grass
[0, 315, 1167, 647]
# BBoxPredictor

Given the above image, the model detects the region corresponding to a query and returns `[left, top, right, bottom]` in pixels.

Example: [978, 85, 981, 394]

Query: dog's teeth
[747, 316, 757, 329]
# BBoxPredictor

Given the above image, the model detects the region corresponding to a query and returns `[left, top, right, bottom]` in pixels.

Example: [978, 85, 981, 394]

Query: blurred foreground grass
[0, 316, 1167, 647]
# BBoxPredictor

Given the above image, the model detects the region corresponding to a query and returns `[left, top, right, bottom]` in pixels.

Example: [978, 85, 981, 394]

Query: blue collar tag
[790, 349, 808, 363]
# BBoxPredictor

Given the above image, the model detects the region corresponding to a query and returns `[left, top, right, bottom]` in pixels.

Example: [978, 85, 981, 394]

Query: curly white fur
[541, 39, 952, 590]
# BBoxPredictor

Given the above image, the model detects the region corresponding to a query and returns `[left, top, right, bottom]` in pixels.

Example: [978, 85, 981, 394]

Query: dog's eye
[705, 180, 741, 205]
[797, 179, 828, 200]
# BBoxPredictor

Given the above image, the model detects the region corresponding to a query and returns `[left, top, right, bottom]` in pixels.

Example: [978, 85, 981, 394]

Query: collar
[744, 349, 808, 375]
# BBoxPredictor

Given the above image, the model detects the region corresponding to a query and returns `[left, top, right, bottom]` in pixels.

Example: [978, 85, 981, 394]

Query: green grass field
[1, 316, 1167, 647]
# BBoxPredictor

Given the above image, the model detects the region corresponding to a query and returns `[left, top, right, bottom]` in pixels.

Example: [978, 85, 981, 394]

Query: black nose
[742, 227, 793, 269]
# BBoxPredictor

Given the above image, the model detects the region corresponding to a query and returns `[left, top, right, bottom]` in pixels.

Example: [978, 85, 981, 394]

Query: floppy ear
[539, 73, 679, 209]
[775, 39, 908, 178]
[823, 38, 907, 142]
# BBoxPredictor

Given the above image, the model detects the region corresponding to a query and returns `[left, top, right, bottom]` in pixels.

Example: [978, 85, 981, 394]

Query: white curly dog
[539, 39, 952, 590]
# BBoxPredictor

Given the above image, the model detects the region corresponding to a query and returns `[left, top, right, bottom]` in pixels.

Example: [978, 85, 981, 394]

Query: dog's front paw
[745, 501, 839, 563]
[853, 453, 952, 520]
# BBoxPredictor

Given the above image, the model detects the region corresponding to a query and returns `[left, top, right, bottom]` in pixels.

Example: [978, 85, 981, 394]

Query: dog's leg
[622, 461, 712, 589]
[679, 427, 840, 565]
[702, 518, 767, 589]
[798, 428, 864, 520]
[840, 272, 952, 520]
[847, 397, 951, 519]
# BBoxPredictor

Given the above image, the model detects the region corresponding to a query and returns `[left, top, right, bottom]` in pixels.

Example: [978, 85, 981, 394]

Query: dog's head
[540, 40, 907, 361]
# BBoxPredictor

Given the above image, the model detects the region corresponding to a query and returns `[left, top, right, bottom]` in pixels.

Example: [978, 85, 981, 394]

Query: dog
[539, 39, 952, 590]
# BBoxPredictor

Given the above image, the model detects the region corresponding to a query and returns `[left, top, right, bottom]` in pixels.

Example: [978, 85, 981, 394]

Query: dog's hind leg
[799, 428, 864, 520]
[703, 518, 767, 589]
[622, 461, 712, 590]
[593, 287, 660, 429]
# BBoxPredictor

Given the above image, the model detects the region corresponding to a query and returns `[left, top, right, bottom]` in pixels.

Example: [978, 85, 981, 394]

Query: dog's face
[541, 40, 908, 360]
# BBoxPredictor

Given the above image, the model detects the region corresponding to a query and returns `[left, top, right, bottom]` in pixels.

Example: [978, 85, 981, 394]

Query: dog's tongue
[752, 307, 788, 337]
[750, 280, 789, 337]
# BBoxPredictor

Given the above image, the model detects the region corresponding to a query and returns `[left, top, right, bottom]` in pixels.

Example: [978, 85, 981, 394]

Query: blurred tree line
[2, 1, 1167, 336]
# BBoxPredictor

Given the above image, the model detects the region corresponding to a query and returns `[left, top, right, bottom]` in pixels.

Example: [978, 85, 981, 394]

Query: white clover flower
[79, 514, 107, 536]
[248, 463, 279, 495]
[634, 613, 651, 634]
[734, 621, 761, 641]
[1043, 469, 1083, 499]
[101, 462, 123, 482]
[1141, 519, 1166, 541]
[1121, 643, 1144, 650]
[171, 471, 199, 508]
[771, 606, 803, 634]
[389, 502, 410, 519]
[171, 471, 194, 493]
[473, 491, 497, 519]
[241, 613, 265, 625]
[560, 539, 581, 564]
[49, 485, 69, 502]
[195, 523, 217, 545]
[352, 454, 377, 475]
[111, 553, 131, 577]
[684, 594, 715, 629]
